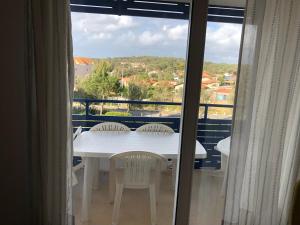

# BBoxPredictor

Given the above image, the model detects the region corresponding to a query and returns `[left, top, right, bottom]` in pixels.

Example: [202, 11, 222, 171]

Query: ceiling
[159, 0, 246, 8]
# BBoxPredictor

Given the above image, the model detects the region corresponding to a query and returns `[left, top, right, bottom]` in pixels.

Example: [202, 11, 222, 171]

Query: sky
[71, 12, 242, 64]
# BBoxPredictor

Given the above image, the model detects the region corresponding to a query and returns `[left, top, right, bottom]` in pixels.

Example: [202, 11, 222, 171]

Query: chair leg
[72, 170, 78, 186]
[109, 160, 116, 203]
[112, 183, 123, 225]
[172, 160, 177, 191]
[149, 184, 157, 225]
[155, 172, 161, 204]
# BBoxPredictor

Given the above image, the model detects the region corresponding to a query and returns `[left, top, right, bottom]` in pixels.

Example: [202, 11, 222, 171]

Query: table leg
[220, 154, 228, 197]
[109, 159, 116, 203]
[172, 159, 177, 191]
[81, 157, 97, 222]
[92, 158, 100, 190]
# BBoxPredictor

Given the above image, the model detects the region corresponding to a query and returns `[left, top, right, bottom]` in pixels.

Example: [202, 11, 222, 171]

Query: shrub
[104, 111, 132, 117]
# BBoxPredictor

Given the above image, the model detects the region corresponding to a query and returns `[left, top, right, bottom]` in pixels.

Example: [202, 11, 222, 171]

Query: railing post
[204, 105, 209, 120]
[85, 100, 89, 118]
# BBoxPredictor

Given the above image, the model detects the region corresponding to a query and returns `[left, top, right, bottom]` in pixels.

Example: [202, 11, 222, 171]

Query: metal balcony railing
[72, 98, 233, 169]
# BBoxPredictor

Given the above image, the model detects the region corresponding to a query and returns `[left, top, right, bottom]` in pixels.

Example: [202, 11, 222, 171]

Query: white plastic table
[215, 136, 231, 156]
[215, 136, 231, 196]
[73, 131, 207, 222]
[215, 136, 231, 171]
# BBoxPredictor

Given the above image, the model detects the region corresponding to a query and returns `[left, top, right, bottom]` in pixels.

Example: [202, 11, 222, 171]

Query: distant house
[173, 73, 179, 81]
[215, 87, 233, 101]
[223, 72, 236, 86]
[175, 83, 184, 91]
[122, 75, 157, 88]
[148, 70, 158, 76]
[152, 80, 176, 88]
[131, 62, 146, 68]
[201, 71, 218, 89]
[74, 57, 94, 77]
[74, 57, 93, 65]
[175, 71, 218, 91]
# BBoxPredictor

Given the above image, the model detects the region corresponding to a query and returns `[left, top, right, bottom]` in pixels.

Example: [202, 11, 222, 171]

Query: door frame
[173, 1, 209, 224]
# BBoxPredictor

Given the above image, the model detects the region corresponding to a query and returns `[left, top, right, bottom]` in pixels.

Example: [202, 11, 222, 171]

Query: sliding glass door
[174, 1, 209, 224]
[70, 0, 243, 224]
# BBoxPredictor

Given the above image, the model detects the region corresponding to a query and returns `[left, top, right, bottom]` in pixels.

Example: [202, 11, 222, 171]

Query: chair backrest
[110, 151, 166, 187]
[136, 123, 174, 133]
[90, 122, 130, 132]
[73, 126, 82, 140]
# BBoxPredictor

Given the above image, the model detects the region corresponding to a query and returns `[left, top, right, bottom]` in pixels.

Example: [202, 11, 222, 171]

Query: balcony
[72, 98, 233, 169]
[72, 98, 233, 225]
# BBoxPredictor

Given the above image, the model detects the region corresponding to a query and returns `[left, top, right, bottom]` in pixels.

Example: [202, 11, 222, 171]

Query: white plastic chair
[136, 123, 174, 133]
[90, 122, 131, 132]
[73, 126, 82, 139]
[90, 122, 131, 188]
[110, 151, 166, 225]
[136, 123, 174, 177]
[72, 126, 83, 186]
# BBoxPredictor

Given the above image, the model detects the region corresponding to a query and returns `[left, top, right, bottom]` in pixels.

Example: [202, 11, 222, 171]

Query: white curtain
[223, 0, 300, 224]
[26, 0, 74, 224]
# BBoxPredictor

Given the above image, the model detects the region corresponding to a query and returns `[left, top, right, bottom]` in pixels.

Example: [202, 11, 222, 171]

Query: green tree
[200, 89, 211, 104]
[124, 82, 147, 110]
[81, 61, 121, 114]
[218, 75, 225, 86]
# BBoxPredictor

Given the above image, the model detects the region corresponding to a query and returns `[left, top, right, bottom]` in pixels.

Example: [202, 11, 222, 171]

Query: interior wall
[0, 1, 31, 225]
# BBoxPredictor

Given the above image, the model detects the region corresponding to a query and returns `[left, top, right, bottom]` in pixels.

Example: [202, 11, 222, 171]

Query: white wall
[0, 1, 32, 224]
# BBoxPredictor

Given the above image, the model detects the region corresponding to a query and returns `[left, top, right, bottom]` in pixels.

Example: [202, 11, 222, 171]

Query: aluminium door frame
[173, 0, 209, 225]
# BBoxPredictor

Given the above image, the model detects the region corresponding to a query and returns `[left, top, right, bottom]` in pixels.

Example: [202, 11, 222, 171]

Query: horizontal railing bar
[73, 98, 234, 108]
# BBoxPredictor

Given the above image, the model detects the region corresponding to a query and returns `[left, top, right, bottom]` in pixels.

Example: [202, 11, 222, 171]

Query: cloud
[72, 14, 137, 32]
[138, 31, 164, 45]
[164, 24, 188, 40]
[72, 13, 137, 41]
[71, 13, 242, 63]
[114, 31, 137, 44]
[138, 24, 188, 46]
[204, 23, 242, 63]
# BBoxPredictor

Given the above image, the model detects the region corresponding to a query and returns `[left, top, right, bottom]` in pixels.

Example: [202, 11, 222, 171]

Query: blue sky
[71, 12, 242, 64]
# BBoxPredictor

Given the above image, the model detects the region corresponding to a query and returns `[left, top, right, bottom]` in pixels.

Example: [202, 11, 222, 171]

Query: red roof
[202, 71, 210, 78]
[216, 87, 232, 94]
[201, 77, 215, 85]
[74, 57, 93, 65]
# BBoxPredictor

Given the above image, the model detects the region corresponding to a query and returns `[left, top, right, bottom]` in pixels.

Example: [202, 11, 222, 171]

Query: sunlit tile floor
[73, 169, 224, 225]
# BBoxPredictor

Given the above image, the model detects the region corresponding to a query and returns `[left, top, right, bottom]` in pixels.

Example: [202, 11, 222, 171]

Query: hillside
[74, 56, 237, 106]
[75, 56, 237, 78]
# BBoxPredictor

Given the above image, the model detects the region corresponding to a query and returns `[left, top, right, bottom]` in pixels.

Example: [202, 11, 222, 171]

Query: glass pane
[71, 12, 189, 225]
[189, 21, 242, 225]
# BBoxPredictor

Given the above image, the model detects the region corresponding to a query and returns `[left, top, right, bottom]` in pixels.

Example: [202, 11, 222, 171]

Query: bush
[104, 111, 132, 117]
[72, 106, 85, 114]
[90, 107, 108, 115]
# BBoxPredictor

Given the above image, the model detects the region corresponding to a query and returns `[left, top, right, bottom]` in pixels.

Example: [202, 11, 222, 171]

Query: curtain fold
[26, 0, 74, 224]
[223, 0, 300, 224]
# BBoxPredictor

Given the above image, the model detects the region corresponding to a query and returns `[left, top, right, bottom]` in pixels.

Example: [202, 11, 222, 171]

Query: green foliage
[218, 75, 225, 86]
[200, 89, 212, 104]
[124, 83, 147, 100]
[124, 82, 148, 110]
[72, 106, 85, 114]
[203, 62, 237, 76]
[148, 85, 174, 102]
[80, 61, 121, 99]
[104, 111, 132, 117]
[74, 56, 238, 105]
